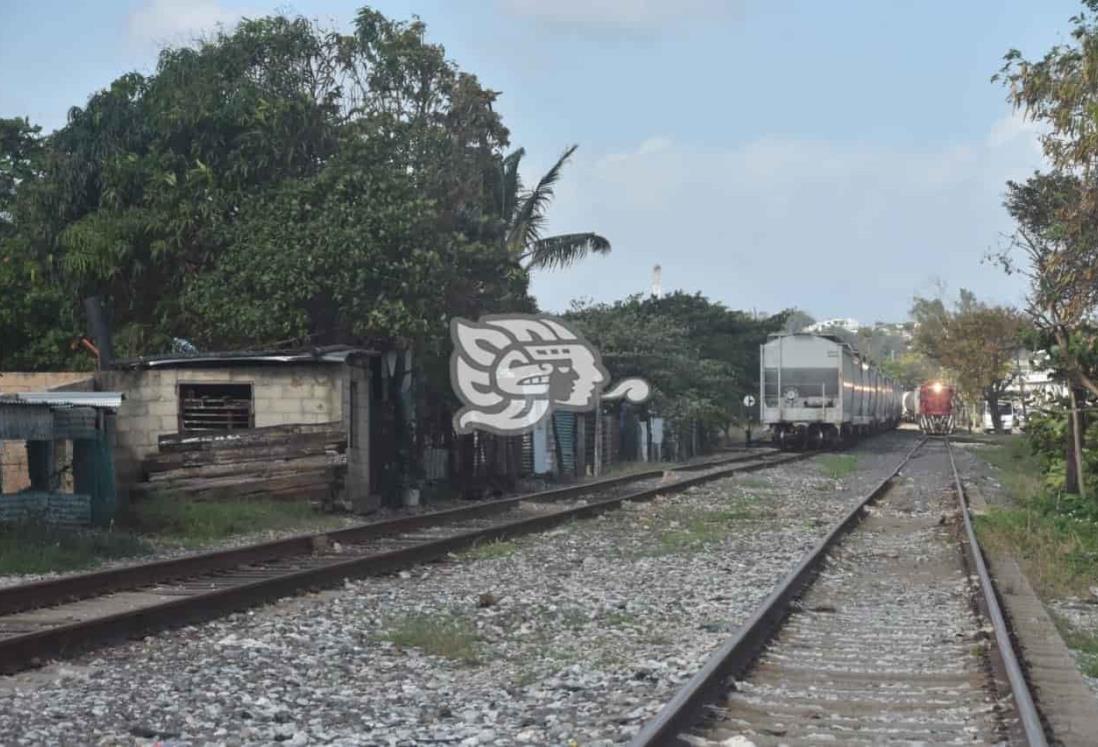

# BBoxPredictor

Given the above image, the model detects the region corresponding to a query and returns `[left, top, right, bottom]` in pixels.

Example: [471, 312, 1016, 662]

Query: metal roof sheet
[111, 345, 378, 370]
[13, 391, 124, 409]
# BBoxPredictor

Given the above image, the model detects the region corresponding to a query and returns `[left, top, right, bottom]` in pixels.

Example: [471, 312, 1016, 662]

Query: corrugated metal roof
[13, 391, 124, 409]
[112, 345, 379, 370]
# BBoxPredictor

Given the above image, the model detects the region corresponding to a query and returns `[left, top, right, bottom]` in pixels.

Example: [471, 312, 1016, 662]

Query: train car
[759, 333, 902, 449]
[917, 381, 960, 434]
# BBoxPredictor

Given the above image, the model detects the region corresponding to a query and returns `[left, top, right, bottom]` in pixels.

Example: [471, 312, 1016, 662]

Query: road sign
[743, 394, 756, 407]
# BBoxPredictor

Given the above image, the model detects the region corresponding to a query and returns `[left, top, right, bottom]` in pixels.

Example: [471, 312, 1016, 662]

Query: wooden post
[1067, 386, 1086, 498]
[593, 393, 602, 477]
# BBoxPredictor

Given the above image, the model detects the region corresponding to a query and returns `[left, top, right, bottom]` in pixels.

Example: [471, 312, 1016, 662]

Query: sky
[0, 0, 1082, 322]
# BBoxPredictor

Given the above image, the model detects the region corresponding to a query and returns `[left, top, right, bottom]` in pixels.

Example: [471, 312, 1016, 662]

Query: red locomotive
[917, 381, 959, 435]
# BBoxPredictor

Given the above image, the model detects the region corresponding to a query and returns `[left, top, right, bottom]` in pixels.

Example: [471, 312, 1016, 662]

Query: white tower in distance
[651, 264, 663, 299]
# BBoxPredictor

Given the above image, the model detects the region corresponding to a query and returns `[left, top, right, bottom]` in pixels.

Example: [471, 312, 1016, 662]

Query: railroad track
[0, 447, 806, 674]
[631, 436, 1048, 746]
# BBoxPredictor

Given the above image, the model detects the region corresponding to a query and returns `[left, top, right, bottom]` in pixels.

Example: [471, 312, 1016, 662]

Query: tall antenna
[651, 264, 663, 299]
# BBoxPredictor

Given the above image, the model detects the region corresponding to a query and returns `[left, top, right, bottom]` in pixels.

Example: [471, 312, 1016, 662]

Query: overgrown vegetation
[1052, 613, 1098, 678]
[125, 497, 345, 546]
[565, 292, 786, 450]
[0, 523, 150, 574]
[460, 539, 518, 561]
[975, 439, 1098, 597]
[383, 613, 481, 664]
[649, 503, 758, 555]
[817, 454, 858, 480]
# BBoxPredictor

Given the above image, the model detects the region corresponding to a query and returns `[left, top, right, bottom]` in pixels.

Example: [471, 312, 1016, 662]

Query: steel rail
[946, 438, 1048, 746]
[0, 450, 808, 673]
[0, 449, 777, 617]
[628, 436, 928, 747]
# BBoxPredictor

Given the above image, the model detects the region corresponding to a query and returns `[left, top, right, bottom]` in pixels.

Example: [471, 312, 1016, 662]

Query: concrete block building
[97, 347, 377, 511]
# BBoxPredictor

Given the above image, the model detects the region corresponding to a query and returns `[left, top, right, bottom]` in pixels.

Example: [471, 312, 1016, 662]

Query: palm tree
[500, 145, 611, 271]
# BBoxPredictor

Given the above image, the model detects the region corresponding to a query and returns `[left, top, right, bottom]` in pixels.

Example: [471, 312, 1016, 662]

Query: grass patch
[384, 613, 481, 664]
[460, 539, 518, 561]
[1052, 614, 1098, 678]
[974, 440, 1098, 597]
[0, 523, 151, 574]
[604, 609, 639, 627]
[651, 504, 756, 555]
[126, 496, 344, 546]
[975, 503, 1098, 598]
[817, 454, 858, 480]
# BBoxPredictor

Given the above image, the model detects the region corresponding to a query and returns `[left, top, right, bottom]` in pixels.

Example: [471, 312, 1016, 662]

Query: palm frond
[500, 148, 524, 221]
[506, 144, 578, 255]
[520, 232, 611, 271]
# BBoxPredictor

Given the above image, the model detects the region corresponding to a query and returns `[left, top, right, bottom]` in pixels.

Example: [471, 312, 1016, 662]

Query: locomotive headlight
[932, 381, 943, 393]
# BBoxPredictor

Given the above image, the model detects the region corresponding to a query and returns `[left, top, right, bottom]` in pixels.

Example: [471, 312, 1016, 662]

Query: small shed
[96, 346, 380, 512]
[0, 392, 123, 526]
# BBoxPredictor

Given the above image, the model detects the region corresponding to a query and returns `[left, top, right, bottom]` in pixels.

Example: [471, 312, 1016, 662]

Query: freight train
[759, 333, 902, 449]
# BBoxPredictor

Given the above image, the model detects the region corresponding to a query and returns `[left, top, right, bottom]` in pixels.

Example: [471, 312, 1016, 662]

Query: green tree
[782, 308, 814, 333]
[912, 291, 1029, 432]
[880, 351, 939, 390]
[0, 9, 533, 366]
[565, 292, 785, 446]
[1000, 172, 1098, 495]
[500, 145, 611, 271]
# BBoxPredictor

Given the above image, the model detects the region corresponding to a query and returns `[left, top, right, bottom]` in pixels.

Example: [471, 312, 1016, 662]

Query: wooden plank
[158, 422, 343, 451]
[132, 469, 341, 502]
[148, 454, 344, 484]
[144, 440, 345, 473]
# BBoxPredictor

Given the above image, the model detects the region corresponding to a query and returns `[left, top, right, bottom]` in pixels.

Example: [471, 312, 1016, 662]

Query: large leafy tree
[911, 291, 1029, 431]
[566, 292, 785, 443]
[996, 3, 1098, 495]
[999, 172, 1098, 494]
[0, 8, 537, 368]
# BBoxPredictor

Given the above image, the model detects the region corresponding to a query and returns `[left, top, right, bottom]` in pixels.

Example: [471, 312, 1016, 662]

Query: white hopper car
[759, 333, 902, 448]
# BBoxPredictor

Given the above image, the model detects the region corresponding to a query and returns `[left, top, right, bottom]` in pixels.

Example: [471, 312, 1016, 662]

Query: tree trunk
[1067, 386, 1086, 498]
[986, 388, 1002, 432]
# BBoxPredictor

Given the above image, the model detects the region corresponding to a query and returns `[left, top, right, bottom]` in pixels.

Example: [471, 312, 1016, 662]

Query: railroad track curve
[630, 436, 1048, 746]
[0, 447, 805, 674]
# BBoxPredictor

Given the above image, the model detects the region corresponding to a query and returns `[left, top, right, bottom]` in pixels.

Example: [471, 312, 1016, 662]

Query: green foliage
[0, 523, 150, 574]
[384, 613, 481, 664]
[565, 291, 784, 436]
[975, 438, 1098, 597]
[911, 290, 1028, 424]
[0, 7, 535, 368]
[1016, 407, 1098, 493]
[880, 350, 939, 390]
[503, 145, 611, 271]
[654, 505, 756, 554]
[461, 539, 518, 560]
[126, 496, 344, 546]
[817, 454, 858, 480]
[1052, 615, 1098, 678]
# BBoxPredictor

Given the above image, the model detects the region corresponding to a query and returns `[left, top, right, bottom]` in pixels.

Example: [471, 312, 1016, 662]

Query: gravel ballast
[0, 431, 922, 746]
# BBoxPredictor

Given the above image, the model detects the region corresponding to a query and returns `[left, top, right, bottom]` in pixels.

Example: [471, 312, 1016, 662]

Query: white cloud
[499, 0, 736, 31]
[530, 115, 1047, 320]
[128, 0, 239, 47]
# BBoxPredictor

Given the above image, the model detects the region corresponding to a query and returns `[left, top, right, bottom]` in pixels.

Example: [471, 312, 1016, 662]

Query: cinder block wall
[97, 365, 344, 498]
[0, 371, 94, 491]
